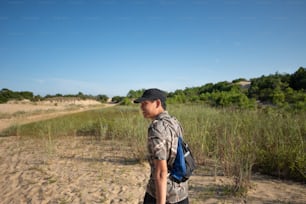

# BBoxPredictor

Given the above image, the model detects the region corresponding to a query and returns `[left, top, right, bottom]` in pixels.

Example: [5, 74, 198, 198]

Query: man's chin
[143, 113, 152, 119]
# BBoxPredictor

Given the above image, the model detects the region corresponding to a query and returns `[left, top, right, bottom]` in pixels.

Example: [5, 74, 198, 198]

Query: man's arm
[154, 159, 168, 204]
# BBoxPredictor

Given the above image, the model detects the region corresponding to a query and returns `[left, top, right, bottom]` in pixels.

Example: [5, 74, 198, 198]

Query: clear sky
[1, 0, 305, 97]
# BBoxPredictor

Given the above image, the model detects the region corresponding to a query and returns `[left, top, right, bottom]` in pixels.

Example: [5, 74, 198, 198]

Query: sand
[0, 102, 305, 204]
[0, 99, 112, 132]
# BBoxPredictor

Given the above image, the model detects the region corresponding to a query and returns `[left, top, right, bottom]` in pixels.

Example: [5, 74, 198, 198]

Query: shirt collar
[155, 111, 168, 120]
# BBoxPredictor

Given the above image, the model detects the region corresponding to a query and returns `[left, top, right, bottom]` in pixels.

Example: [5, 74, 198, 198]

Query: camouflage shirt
[146, 111, 188, 203]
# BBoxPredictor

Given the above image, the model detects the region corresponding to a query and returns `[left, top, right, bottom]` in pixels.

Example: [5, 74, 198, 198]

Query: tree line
[1, 67, 305, 109]
[124, 67, 306, 110]
[0, 90, 109, 104]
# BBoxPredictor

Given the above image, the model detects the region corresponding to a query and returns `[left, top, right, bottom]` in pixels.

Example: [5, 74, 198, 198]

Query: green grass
[1, 104, 305, 194]
[170, 104, 305, 192]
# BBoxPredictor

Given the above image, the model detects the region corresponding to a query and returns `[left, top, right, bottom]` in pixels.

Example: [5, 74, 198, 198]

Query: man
[134, 88, 189, 204]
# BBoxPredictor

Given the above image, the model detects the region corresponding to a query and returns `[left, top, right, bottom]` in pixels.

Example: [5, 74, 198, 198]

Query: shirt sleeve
[148, 121, 168, 161]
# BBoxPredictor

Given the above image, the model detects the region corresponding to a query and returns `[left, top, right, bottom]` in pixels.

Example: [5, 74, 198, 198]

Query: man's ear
[155, 99, 161, 108]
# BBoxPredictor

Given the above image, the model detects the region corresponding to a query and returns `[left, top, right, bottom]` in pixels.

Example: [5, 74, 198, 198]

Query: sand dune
[0, 100, 112, 132]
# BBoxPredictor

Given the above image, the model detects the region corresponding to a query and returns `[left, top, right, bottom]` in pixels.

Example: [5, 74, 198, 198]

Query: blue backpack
[169, 136, 196, 183]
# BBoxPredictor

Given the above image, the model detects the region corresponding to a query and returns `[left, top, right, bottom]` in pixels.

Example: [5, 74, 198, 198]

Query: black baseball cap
[134, 88, 166, 103]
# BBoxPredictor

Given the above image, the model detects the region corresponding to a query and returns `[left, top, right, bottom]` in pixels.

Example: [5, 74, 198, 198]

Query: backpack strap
[163, 116, 184, 170]
[154, 113, 184, 170]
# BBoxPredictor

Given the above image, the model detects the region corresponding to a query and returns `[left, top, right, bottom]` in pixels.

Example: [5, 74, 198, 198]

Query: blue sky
[1, 0, 305, 97]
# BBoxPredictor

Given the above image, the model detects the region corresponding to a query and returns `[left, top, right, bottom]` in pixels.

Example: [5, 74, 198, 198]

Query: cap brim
[134, 96, 156, 103]
[133, 97, 145, 103]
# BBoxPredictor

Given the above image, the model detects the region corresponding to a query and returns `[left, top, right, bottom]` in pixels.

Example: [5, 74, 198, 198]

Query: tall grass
[170, 104, 305, 193]
[1, 106, 149, 160]
[2, 104, 305, 195]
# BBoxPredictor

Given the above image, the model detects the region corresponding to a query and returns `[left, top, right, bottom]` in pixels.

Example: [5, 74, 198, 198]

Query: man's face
[140, 100, 158, 119]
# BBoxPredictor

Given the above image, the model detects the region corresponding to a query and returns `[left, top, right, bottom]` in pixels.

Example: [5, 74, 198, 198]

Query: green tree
[199, 83, 214, 94]
[127, 89, 145, 99]
[19, 91, 34, 100]
[248, 73, 289, 103]
[213, 81, 232, 92]
[0, 88, 13, 103]
[290, 67, 306, 90]
[271, 88, 285, 105]
[120, 97, 133, 105]
[232, 78, 248, 83]
[112, 96, 125, 103]
[96, 94, 108, 103]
